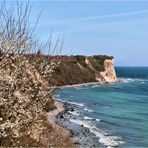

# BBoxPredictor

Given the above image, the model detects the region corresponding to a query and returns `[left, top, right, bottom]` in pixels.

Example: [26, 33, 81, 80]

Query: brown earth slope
[47, 55, 117, 86]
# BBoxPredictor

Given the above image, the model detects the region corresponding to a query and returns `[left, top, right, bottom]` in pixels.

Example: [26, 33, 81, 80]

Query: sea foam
[118, 78, 148, 83]
[69, 118, 124, 147]
[84, 116, 94, 120]
[68, 111, 80, 116]
[84, 107, 93, 112]
[68, 101, 84, 107]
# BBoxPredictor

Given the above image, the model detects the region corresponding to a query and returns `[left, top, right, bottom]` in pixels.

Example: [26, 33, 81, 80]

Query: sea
[54, 67, 148, 148]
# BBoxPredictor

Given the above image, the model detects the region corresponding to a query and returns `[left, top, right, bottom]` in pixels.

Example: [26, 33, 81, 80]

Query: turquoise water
[55, 67, 148, 147]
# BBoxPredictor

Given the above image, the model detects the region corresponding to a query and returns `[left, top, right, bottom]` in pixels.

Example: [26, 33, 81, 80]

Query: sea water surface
[54, 67, 148, 147]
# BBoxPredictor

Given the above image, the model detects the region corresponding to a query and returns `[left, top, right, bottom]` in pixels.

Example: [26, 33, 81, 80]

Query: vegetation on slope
[0, 1, 114, 147]
[0, 2, 72, 147]
[47, 55, 113, 86]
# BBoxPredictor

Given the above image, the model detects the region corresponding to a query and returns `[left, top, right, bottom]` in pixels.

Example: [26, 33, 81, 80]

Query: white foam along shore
[48, 82, 102, 89]
[53, 77, 148, 90]
[69, 118, 124, 147]
[51, 77, 148, 90]
[51, 80, 125, 147]
[59, 82, 103, 88]
[53, 98, 123, 147]
[49, 80, 117, 90]
[53, 90, 125, 147]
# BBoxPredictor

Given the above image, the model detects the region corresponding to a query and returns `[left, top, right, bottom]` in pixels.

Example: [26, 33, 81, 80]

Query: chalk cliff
[49, 55, 117, 86]
[96, 58, 116, 83]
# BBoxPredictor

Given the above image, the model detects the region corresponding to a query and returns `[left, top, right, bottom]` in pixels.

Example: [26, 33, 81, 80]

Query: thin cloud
[37, 9, 148, 27]
[64, 18, 148, 34]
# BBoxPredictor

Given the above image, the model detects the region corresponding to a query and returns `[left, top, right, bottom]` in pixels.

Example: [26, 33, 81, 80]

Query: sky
[4, 0, 148, 66]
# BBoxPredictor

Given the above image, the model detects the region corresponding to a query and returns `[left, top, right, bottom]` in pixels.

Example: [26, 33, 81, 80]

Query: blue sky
[5, 0, 148, 66]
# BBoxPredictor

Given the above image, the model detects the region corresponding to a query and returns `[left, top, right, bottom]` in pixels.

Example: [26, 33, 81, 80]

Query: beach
[47, 101, 74, 147]
[50, 99, 104, 147]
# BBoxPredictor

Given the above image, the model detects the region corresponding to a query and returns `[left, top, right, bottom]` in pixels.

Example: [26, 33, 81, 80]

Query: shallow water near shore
[54, 67, 148, 147]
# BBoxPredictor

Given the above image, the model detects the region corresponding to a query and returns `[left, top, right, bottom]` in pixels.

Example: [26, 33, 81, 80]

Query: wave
[91, 85, 100, 88]
[96, 118, 101, 122]
[67, 101, 84, 107]
[68, 111, 80, 116]
[83, 116, 101, 121]
[84, 107, 93, 112]
[141, 82, 145, 84]
[74, 87, 88, 90]
[84, 116, 94, 120]
[117, 77, 148, 83]
[69, 118, 124, 147]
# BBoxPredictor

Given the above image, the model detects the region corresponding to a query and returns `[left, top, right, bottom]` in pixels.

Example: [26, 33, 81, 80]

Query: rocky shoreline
[49, 80, 117, 90]
[54, 100, 104, 147]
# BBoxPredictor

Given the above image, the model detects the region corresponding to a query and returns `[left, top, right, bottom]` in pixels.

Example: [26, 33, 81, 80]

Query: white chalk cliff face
[98, 59, 117, 83]
[85, 58, 116, 83]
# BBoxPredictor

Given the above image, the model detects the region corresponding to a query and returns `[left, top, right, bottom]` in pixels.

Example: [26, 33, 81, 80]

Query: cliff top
[23, 54, 113, 61]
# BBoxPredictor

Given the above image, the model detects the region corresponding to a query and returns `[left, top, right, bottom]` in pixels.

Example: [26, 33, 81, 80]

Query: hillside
[26, 54, 116, 86]
[0, 54, 72, 147]
[0, 54, 116, 147]
[44, 55, 117, 86]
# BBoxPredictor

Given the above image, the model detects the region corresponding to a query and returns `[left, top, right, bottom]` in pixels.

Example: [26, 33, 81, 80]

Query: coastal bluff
[0, 53, 116, 147]
[48, 55, 116, 86]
